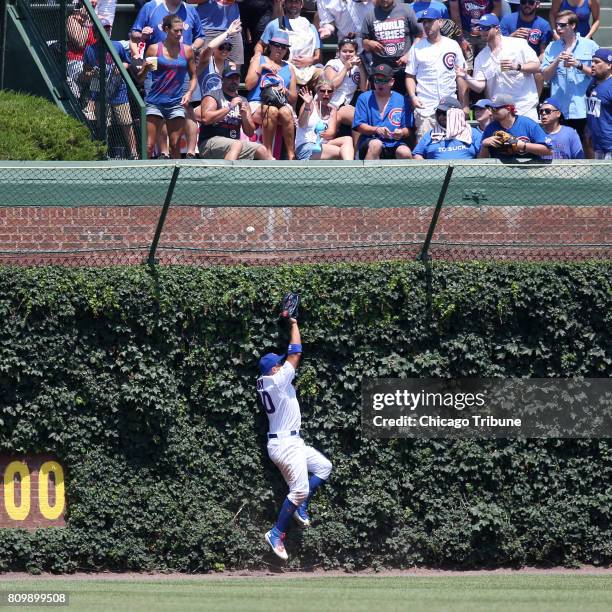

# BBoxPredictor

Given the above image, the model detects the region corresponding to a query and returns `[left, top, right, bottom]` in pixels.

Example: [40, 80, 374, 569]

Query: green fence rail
[8, 0, 146, 159]
[0, 160, 610, 266]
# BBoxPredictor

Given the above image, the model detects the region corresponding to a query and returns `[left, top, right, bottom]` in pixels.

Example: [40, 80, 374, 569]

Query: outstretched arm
[285, 319, 302, 369]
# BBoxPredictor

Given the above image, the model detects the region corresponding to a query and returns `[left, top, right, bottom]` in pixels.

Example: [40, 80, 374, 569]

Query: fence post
[59, 0, 67, 87]
[419, 164, 454, 262]
[147, 165, 181, 266]
[0, 0, 7, 90]
[96, 22, 107, 147]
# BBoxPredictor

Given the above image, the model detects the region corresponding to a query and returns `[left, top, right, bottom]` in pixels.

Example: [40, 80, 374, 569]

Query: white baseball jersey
[406, 36, 465, 114]
[256, 362, 301, 434]
[325, 58, 361, 108]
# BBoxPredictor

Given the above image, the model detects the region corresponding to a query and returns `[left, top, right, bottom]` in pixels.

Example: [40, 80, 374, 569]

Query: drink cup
[146, 57, 158, 71]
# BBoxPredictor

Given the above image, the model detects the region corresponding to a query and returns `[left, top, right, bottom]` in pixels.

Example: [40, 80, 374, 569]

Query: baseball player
[257, 317, 332, 561]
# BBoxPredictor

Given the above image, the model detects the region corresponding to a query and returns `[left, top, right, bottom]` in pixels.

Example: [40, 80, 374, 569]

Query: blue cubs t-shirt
[196, 0, 240, 31]
[482, 115, 552, 160]
[411, 1, 449, 19]
[586, 77, 612, 153]
[353, 91, 414, 148]
[131, 0, 203, 46]
[543, 126, 584, 160]
[413, 127, 482, 159]
[83, 41, 129, 105]
[500, 14, 552, 54]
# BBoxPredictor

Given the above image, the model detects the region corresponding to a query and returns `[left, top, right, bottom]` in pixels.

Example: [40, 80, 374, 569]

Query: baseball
[246, 226, 255, 233]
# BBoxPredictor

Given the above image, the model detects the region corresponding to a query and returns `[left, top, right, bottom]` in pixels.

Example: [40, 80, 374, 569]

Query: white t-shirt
[325, 58, 362, 108]
[256, 362, 301, 434]
[473, 36, 539, 120]
[405, 36, 465, 115]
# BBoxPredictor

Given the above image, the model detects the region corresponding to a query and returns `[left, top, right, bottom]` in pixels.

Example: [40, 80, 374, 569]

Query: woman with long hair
[142, 15, 197, 159]
[295, 80, 354, 160]
[245, 30, 297, 159]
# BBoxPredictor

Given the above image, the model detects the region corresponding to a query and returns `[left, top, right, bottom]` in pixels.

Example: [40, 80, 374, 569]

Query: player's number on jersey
[258, 390, 276, 414]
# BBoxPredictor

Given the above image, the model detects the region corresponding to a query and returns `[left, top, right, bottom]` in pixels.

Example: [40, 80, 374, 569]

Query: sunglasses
[479, 25, 493, 31]
[520, 0, 536, 4]
[318, 89, 333, 94]
[373, 77, 391, 84]
[538, 108, 557, 115]
[486, 105, 505, 111]
[219, 43, 233, 51]
[556, 22, 570, 28]
[270, 42, 289, 49]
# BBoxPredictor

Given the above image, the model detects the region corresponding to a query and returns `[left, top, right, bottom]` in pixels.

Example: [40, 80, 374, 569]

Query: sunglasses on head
[538, 107, 557, 115]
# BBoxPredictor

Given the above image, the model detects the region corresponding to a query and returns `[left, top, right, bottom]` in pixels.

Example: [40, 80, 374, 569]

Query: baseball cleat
[293, 506, 311, 527]
[265, 528, 288, 561]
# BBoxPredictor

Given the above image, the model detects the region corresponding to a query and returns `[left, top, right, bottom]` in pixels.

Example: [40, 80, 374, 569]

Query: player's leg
[292, 445, 332, 527]
[265, 439, 309, 560]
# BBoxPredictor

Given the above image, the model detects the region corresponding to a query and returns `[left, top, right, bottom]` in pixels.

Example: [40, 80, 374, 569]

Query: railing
[0, 159, 610, 266]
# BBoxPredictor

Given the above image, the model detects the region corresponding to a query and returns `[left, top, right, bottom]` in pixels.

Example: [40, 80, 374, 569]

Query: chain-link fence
[0, 160, 611, 266]
[12, 0, 146, 158]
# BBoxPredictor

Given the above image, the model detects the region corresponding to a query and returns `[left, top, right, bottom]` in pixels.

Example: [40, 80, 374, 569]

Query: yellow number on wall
[4, 461, 31, 521]
[38, 461, 65, 520]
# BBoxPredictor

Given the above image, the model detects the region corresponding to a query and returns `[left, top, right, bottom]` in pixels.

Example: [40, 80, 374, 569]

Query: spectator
[295, 82, 355, 159]
[479, 93, 552, 160]
[317, 0, 373, 52]
[257, 0, 323, 87]
[82, 19, 139, 159]
[541, 10, 598, 156]
[66, 0, 99, 101]
[352, 63, 413, 159]
[456, 14, 540, 120]
[141, 15, 197, 159]
[550, 0, 600, 41]
[196, 19, 242, 98]
[188, 0, 244, 67]
[405, 6, 468, 142]
[538, 97, 584, 159]
[323, 34, 368, 139]
[500, 0, 552, 56]
[361, 0, 420, 94]
[199, 66, 272, 159]
[245, 30, 298, 158]
[471, 98, 493, 132]
[130, 0, 204, 159]
[413, 96, 482, 159]
[586, 49, 612, 160]
[448, 0, 495, 67]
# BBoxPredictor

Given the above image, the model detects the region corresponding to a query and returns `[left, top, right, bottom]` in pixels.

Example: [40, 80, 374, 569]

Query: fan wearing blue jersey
[257, 318, 333, 561]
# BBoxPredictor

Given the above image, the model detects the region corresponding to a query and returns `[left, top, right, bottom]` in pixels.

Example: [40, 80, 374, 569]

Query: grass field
[0, 574, 611, 612]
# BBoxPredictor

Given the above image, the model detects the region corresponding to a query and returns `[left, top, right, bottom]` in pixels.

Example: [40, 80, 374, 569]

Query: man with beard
[586, 49, 612, 159]
[199, 66, 273, 158]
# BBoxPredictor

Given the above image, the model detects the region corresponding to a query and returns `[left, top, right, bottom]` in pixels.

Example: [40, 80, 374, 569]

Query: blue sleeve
[83, 45, 95, 67]
[529, 121, 551, 147]
[413, 132, 430, 157]
[540, 20, 553, 47]
[116, 42, 129, 63]
[310, 24, 322, 49]
[542, 41, 554, 68]
[191, 9, 203, 40]
[499, 15, 514, 37]
[472, 128, 482, 153]
[353, 93, 370, 129]
[570, 130, 585, 159]
[131, 3, 151, 33]
[482, 123, 496, 140]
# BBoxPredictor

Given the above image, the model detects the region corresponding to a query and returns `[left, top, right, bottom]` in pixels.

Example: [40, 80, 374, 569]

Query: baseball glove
[494, 130, 521, 154]
[280, 292, 300, 320]
[440, 18, 462, 41]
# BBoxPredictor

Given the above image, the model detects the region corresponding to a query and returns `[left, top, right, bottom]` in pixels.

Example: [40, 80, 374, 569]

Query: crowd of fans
[66, 0, 610, 161]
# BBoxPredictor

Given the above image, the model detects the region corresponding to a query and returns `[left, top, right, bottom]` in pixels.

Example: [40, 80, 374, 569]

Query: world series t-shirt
[482, 115, 552, 160]
[500, 14, 552, 54]
[413, 127, 482, 159]
[353, 90, 414, 148]
[361, 3, 420, 67]
[586, 77, 612, 153]
[131, 0, 203, 46]
[406, 35, 465, 114]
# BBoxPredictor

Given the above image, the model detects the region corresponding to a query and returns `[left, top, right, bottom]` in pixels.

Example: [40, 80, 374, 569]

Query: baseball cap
[437, 96, 462, 111]
[490, 93, 514, 108]
[270, 30, 291, 47]
[540, 96, 564, 118]
[593, 48, 612, 63]
[259, 353, 285, 375]
[222, 66, 241, 78]
[471, 98, 492, 109]
[477, 14, 500, 28]
[372, 63, 394, 78]
[416, 6, 444, 21]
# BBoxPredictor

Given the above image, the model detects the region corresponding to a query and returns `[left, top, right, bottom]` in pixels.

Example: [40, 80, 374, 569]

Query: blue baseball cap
[259, 353, 285, 375]
[593, 48, 612, 63]
[471, 98, 492, 109]
[540, 97, 564, 117]
[477, 14, 500, 28]
[417, 6, 444, 21]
